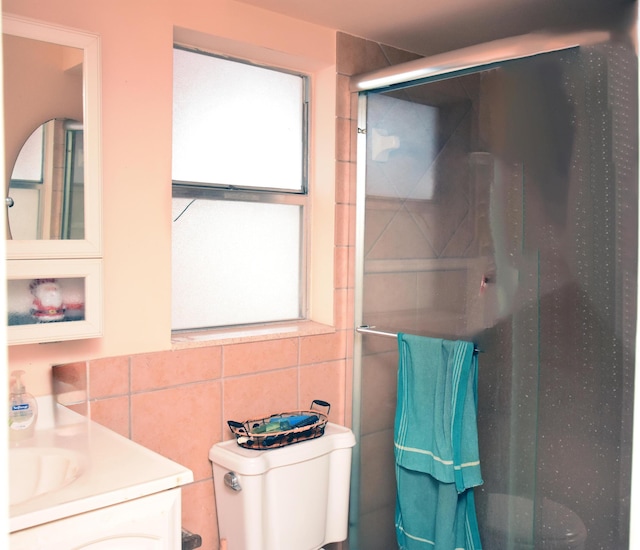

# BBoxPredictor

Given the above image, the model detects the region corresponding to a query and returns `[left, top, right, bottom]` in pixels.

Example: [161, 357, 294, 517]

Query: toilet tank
[210, 422, 356, 550]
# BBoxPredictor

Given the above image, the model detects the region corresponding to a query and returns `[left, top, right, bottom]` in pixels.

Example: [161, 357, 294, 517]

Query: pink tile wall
[59, 329, 354, 549]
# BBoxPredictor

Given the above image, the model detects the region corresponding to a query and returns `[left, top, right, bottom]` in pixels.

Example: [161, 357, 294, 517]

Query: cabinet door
[4, 14, 103, 260]
[10, 489, 182, 550]
[7, 258, 102, 345]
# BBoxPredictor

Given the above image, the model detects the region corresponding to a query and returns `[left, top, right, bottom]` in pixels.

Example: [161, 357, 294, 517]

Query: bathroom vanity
[9, 396, 193, 549]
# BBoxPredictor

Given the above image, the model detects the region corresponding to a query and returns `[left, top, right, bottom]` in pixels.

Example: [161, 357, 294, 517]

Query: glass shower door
[351, 40, 636, 550]
[352, 69, 541, 549]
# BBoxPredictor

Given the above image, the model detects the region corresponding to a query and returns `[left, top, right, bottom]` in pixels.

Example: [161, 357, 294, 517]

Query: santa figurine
[29, 278, 66, 322]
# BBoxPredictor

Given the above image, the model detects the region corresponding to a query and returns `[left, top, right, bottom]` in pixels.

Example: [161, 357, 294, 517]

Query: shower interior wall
[349, 34, 637, 550]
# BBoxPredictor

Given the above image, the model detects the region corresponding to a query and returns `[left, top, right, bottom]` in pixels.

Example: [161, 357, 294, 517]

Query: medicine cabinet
[4, 14, 102, 259]
[4, 14, 103, 344]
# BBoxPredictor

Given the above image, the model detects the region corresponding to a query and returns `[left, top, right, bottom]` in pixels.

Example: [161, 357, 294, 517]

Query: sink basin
[10, 447, 83, 506]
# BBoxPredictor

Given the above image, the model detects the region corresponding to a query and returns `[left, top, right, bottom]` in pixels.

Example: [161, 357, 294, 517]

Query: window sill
[171, 320, 335, 349]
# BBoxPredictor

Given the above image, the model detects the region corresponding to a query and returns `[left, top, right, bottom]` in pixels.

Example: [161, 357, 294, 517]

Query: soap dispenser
[9, 370, 38, 441]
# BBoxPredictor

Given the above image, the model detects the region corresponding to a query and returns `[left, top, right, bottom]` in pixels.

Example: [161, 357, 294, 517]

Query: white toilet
[484, 493, 587, 549]
[209, 422, 356, 550]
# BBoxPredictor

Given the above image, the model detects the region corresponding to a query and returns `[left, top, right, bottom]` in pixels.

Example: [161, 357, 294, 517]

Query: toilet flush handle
[224, 471, 242, 492]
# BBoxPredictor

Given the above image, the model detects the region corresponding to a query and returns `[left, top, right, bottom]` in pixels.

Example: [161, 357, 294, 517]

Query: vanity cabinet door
[9, 489, 182, 550]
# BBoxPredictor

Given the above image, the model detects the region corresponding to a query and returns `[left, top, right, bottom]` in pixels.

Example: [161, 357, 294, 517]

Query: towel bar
[356, 326, 482, 353]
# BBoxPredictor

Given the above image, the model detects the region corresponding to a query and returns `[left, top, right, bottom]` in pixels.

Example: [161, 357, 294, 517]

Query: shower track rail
[349, 30, 610, 92]
[356, 325, 481, 353]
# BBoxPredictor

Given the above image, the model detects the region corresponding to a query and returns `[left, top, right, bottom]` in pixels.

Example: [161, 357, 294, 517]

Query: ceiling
[235, 0, 634, 56]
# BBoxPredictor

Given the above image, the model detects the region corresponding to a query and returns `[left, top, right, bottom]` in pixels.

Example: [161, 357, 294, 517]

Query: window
[171, 47, 309, 332]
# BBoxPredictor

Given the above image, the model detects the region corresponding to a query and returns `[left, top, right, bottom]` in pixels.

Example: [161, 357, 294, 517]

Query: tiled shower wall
[51, 32, 421, 550]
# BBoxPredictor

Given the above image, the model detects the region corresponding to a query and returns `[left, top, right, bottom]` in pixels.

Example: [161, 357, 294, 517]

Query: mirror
[8, 119, 84, 240]
[4, 15, 101, 259]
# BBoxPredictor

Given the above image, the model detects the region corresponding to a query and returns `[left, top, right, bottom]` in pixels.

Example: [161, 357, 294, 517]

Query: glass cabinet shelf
[7, 259, 102, 345]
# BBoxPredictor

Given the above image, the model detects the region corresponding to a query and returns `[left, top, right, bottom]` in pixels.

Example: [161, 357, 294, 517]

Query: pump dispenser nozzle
[11, 370, 26, 394]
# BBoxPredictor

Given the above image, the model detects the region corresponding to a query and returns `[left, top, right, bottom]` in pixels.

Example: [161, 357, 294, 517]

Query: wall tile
[91, 395, 130, 438]
[300, 330, 347, 365]
[131, 381, 222, 481]
[334, 246, 350, 289]
[334, 287, 354, 331]
[358, 505, 397, 550]
[363, 272, 417, 317]
[347, 246, 356, 289]
[223, 369, 298, 434]
[52, 361, 88, 407]
[379, 43, 422, 66]
[336, 73, 351, 119]
[346, 204, 357, 246]
[349, 118, 358, 165]
[368, 207, 437, 261]
[345, 329, 354, 362]
[336, 117, 352, 162]
[300, 360, 346, 423]
[417, 270, 468, 315]
[65, 402, 89, 417]
[181, 479, 218, 550]
[359, 429, 396, 514]
[131, 347, 222, 392]
[223, 337, 298, 377]
[350, 92, 359, 128]
[336, 32, 391, 76]
[335, 160, 351, 205]
[343, 356, 354, 428]
[89, 356, 129, 398]
[335, 203, 351, 247]
[360, 351, 397, 435]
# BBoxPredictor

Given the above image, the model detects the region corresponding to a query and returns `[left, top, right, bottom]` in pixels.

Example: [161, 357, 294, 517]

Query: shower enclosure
[350, 30, 637, 550]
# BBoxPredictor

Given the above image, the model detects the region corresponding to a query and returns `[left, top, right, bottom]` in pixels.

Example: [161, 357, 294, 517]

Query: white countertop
[9, 396, 194, 533]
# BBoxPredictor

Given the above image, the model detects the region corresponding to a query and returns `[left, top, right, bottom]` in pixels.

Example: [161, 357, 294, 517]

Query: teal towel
[394, 334, 482, 550]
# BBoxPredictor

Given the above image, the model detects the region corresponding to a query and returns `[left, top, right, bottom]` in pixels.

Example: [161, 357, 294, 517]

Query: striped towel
[394, 333, 483, 550]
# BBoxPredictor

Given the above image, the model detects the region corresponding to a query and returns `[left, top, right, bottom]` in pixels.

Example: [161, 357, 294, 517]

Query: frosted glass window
[171, 48, 309, 332]
[172, 198, 301, 330]
[172, 47, 306, 191]
[367, 94, 439, 200]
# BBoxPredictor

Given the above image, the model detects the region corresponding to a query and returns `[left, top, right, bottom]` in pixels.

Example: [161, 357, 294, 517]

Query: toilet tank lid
[209, 422, 355, 475]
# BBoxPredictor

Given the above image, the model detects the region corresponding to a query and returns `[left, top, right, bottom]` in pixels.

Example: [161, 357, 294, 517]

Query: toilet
[484, 493, 587, 549]
[209, 422, 356, 550]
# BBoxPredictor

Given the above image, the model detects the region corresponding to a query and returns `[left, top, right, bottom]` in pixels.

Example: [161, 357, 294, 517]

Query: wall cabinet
[7, 259, 102, 345]
[4, 15, 103, 345]
[9, 488, 182, 550]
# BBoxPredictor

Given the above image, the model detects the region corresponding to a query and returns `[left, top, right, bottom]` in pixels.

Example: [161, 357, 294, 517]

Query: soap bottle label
[10, 403, 34, 430]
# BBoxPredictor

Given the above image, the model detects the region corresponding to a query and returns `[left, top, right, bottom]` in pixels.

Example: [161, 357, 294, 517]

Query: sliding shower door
[351, 39, 636, 550]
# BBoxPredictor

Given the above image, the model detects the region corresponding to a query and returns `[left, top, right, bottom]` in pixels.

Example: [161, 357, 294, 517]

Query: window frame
[171, 46, 311, 334]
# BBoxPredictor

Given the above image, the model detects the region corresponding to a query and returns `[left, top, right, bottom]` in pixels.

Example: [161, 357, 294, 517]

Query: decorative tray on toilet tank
[227, 400, 330, 450]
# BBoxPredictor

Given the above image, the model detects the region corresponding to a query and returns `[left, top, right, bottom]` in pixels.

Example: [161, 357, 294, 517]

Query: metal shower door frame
[348, 28, 614, 549]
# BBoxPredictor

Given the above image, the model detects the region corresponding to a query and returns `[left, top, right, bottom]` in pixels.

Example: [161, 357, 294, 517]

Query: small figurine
[29, 278, 65, 322]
